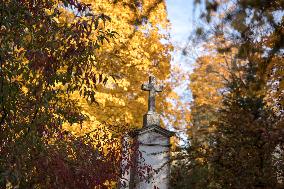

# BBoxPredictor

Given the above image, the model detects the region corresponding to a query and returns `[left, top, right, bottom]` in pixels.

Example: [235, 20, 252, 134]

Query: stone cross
[141, 76, 163, 113]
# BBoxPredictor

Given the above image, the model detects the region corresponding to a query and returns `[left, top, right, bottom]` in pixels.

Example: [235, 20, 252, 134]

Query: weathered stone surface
[130, 125, 175, 139]
[143, 111, 160, 127]
[141, 75, 163, 114]
[133, 130, 171, 189]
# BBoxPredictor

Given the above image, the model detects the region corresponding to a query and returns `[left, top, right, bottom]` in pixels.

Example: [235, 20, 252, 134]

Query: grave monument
[120, 75, 174, 189]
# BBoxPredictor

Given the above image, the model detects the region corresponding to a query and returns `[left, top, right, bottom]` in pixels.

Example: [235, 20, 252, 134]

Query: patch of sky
[273, 10, 284, 24]
[165, 0, 209, 103]
[166, 0, 200, 81]
[164, 0, 203, 145]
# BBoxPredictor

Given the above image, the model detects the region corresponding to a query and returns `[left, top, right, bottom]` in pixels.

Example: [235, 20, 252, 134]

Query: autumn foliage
[0, 0, 173, 188]
[2, 0, 283, 188]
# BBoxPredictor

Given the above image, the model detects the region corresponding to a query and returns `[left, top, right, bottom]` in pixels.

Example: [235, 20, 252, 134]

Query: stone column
[130, 125, 174, 189]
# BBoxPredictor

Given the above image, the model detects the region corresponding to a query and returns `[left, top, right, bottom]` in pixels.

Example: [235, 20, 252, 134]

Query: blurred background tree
[171, 0, 284, 188]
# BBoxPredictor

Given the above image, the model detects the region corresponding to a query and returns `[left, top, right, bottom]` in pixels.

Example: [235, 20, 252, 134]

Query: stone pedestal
[120, 125, 174, 189]
[143, 111, 160, 127]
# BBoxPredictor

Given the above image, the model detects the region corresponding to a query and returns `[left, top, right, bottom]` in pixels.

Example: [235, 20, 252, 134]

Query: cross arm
[141, 84, 150, 91]
[154, 85, 163, 92]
